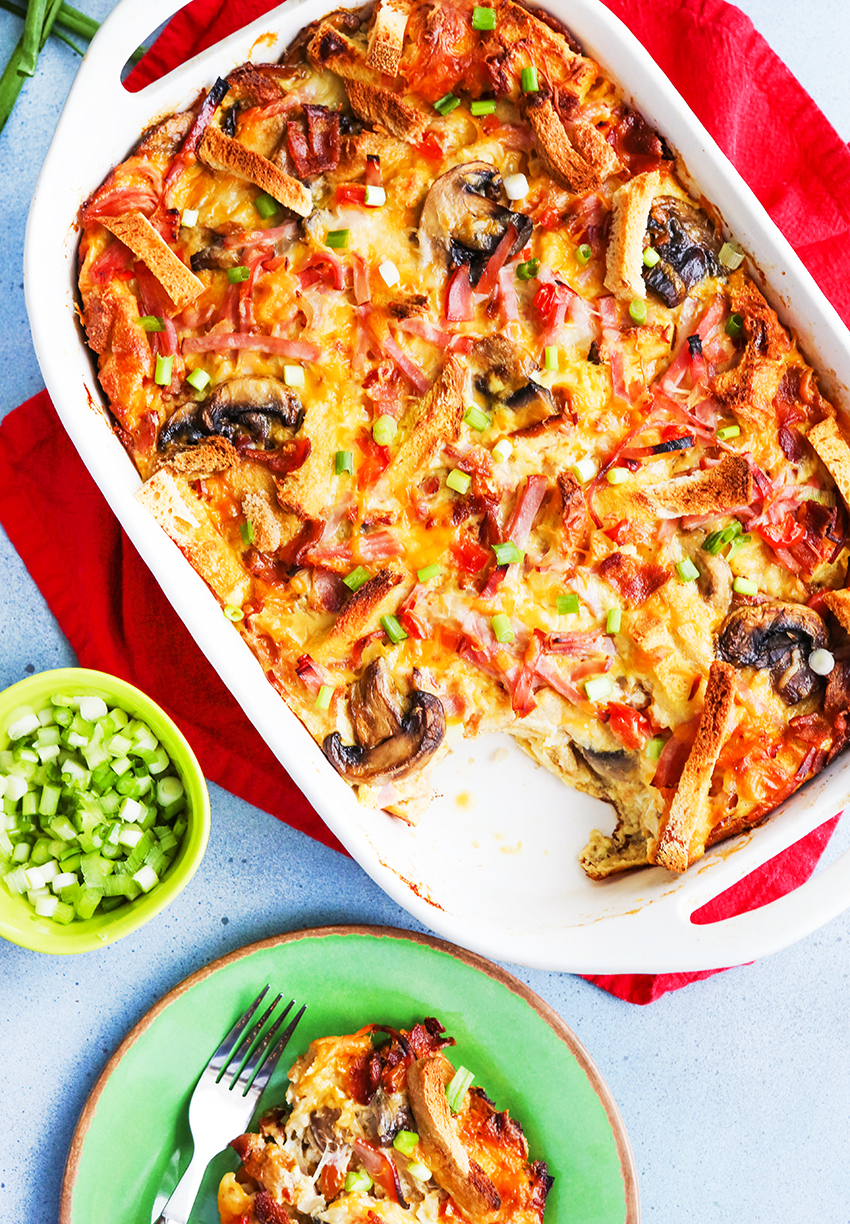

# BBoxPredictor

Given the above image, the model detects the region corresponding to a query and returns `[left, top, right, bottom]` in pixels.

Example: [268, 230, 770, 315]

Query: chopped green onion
[575, 243, 592, 265]
[725, 313, 744, 338]
[315, 685, 334, 711]
[557, 593, 579, 615]
[380, 614, 408, 645]
[516, 258, 540, 281]
[605, 467, 631, 485]
[344, 1170, 373, 1193]
[393, 1130, 420, 1156]
[572, 457, 597, 484]
[716, 424, 741, 441]
[186, 368, 210, 392]
[223, 605, 244, 621]
[364, 185, 386, 207]
[137, 315, 165, 332]
[491, 614, 514, 644]
[521, 65, 538, 93]
[283, 365, 305, 389]
[606, 608, 621, 634]
[226, 265, 251, 283]
[254, 192, 279, 219]
[544, 345, 559, 371]
[642, 246, 660, 268]
[629, 298, 648, 325]
[471, 4, 496, 29]
[240, 520, 254, 546]
[725, 533, 752, 561]
[584, 675, 613, 703]
[181, 209, 199, 228]
[492, 541, 524, 566]
[676, 559, 700, 582]
[335, 450, 353, 475]
[372, 415, 398, 446]
[445, 1065, 475, 1111]
[719, 241, 745, 270]
[470, 99, 496, 116]
[463, 405, 491, 432]
[417, 563, 442, 583]
[154, 355, 173, 386]
[434, 92, 460, 116]
[325, 229, 349, 249]
[646, 736, 665, 761]
[407, 1162, 433, 1181]
[491, 439, 512, 464]
[446, 469, 472, 494]
[343, 566, 370, 592]
[733, 576, 758, 596]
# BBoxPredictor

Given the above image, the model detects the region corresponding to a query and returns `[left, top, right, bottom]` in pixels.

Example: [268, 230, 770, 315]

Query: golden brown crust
[312, 562, 406, 662]
[630, 453, 754, 520]
[807, 416, 850, 511]
[603, 169, 661, 300]
[98, 212, 204, 310]
[822, 587, 850, 633]
[164, 437, 239, 477]
[652, 661, 737, 872]
[713, 271, 793, 431]
[241, 492, 283, 554]
[307, 21, 373, 82]
[387, 356, 467, 494]
[523, 95, 617, 194]
[197, 126, 313, 216]
[366, 0, 409, 74]
[345, 78, 428, 142]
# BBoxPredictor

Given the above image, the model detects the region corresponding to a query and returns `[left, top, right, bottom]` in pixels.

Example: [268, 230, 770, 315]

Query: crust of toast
[651, 661, 737, 872]
[807, 416, 850, 511]
[625, 453, 755, 520]
[312, 562, 406, 663]
[523, 95, 616, 193]
[603, 168, 661, 300]
[307, 21, 373, 82]
[822, 587, 850, 633]
[163, 437, 239, 477]
[366, 0, 409, 74]
[386, 356, 467, 494]
[345, 78, 428, 142]
[241, 492, 283, 554]
[198, 126, 313, 216]
[99, 212, 204, 310]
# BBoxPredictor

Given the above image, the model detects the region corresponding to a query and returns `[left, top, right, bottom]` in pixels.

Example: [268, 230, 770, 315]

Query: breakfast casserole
[77, 0, 850, 878]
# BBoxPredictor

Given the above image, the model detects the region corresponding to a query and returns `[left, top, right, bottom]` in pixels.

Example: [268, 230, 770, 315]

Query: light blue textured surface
[2, 3, 850, 1222]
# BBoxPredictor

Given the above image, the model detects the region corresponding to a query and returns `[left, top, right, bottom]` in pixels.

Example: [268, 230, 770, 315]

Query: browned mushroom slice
[418, 162, 532, 287]
[406, 1053, 501, 1222]
[350, 658, 405, 747]
[158, 377, 304, 452]
[642, 197, 720, 307]
[717, 600, 829, 704]
[322, 679, 445, 784]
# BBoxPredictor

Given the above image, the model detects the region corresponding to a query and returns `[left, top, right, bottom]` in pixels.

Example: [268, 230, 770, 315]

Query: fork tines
[211, 986, 305, 1098]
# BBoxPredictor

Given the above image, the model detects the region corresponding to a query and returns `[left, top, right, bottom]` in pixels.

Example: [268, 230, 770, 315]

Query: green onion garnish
[343, 566, 370, 592]
[572, 457, 597, 484]
[181, 209, 199, 228]
[725, 533, 752, 561]
[364, 185, 386, 207]
[629, 298, 648, 325]
[283, 365, 305, 389]
[393, 1130, 420, 1156]
[445, 1065, 475, 1111]
[335, 450, 353, 475]
[417, 563, 442, 583]
[676, 559, 700, 582]
[605, 467, 631, 485]
[575, 243, 592, 265]
[733, 576, 758, 595]
[521, 65, 538, 93]
[606, 608, 621, 634]
[240, 519, 254, 546]
[584, 675, 613, 703]
[491, 439, 512, 464]
[315, 685, 334, 711]
[719, 241, 745, 270]
[470, 98, 496, 116]
[492, 541, 524, 566]
[227, 265, 251, 283]
[725, 313, 744, 338]
[642, 247, 661, 268]
[557, 593, 579, 615]
[325, 228, 349, 248]
[154, 355, 173, 386]
[372, 415, 398, 446]
[407, 1161, 433, 1181]
[186, 368, 210, 392]
[344, 1170, 374, 1193]
[472, 4, 496, 29]
[223, 605, 244, 621]
[137, 315, 165, 332]
[491, 614, 514, 644]
[381, 614, 408, 645]
[717, 424, 741, 441]
[703, 520, 742, 555]
[544, 345, 559, 371]
[463, 405, 491, 432]
[447, 469, 472, 494]
[434, 92, 461, 116]
[516, 258, 540, 281]
[254, 192, 279, 219]
[646, 736, 665, 760]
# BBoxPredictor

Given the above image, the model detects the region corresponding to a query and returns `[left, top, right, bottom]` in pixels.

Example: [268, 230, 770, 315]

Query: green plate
[61, 926, 639, 1223]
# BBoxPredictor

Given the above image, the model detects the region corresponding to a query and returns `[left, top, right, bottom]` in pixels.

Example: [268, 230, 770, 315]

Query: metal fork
[155, 986, 305, 1224]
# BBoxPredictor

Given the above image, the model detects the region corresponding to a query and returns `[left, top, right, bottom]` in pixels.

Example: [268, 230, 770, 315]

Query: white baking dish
[25, 0, 850, 972]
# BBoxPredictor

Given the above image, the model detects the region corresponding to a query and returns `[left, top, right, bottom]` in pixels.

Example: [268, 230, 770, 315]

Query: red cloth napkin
[3, 0, 849, 1002]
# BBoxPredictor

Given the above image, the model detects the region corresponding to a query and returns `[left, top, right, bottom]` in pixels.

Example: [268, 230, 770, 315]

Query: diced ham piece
[445, 266, 475, 322]
[181, 332, 321, 360]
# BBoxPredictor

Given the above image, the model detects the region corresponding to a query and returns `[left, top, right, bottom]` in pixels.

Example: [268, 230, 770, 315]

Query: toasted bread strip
[807, 417, 850, 511]
[241, 492, 282, 554]
[822, 587, 850, 632]
[628, 453, 754, 520]
[604, 169, 661, 300]
[198, 126, 312, 216]
[387, 356, 466, 494]
[307, 21, 373, 82]
[652, 661, 737, 873]
[367, 0, 409, 74]
[164, 437, 239, 477]
[713, 272, 792, 430]
[407, 1054, 502, 1221]
[524, 95, 617, 193]
[345, 79, 428, 142]
[99, 211, 204, 310]
[135, 469, 248, 605]
[312, 563, 406, 663]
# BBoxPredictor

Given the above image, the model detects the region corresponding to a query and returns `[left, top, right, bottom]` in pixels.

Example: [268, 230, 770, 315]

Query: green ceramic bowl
[0, 668, 210, 955]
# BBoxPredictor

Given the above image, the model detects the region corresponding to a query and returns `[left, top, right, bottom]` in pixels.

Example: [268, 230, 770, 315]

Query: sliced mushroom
[717, 600, 829, 703]
[406, 1053, 501, 1221]
[643, 196, 720, 307]
[323, 670, 445, 785]
[469, 334, 534, 400]
[157, 400, 208, 450]
[418, 162, 532, 287]
[190, 234, 245, 272]
[576, 746, 637, 784]
[158, 376, 304, 453]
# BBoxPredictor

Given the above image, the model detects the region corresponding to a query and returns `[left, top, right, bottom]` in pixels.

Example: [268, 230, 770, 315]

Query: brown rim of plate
[60, 923, 640, 1223]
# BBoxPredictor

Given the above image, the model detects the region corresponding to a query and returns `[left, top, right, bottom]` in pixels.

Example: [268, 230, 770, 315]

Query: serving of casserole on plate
[26, 0, 850, 970]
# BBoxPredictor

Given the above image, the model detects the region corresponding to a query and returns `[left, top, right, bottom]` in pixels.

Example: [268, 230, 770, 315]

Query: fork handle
[155, 1149, 211, 1224]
